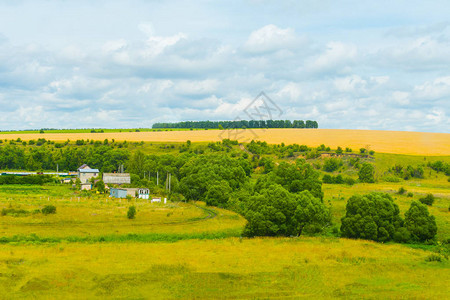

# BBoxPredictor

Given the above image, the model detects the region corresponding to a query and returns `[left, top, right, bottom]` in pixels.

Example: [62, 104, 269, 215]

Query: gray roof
[79, 169, 99, 173]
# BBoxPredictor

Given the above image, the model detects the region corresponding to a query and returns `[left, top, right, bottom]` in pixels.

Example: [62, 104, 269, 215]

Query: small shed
[110, 188, 128, 198]
[81, 183, 92, 191]
[125, 188, 138, 198]
[138, 188, 150, 199]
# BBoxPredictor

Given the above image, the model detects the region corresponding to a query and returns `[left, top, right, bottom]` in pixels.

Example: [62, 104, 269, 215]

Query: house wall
[79, 172, 98, 184]
[81, 184, 92, 191]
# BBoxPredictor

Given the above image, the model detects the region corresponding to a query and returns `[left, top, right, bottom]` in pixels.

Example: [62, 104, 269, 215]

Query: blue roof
[79, 169, 99, 173]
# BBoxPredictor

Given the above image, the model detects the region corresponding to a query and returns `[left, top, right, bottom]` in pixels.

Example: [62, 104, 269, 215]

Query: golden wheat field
[2, 129, 449, 155]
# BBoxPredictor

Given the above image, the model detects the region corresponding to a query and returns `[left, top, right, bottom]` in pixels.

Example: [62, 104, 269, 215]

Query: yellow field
[0, 237, 448, 299]
[2, 129, 449, 155]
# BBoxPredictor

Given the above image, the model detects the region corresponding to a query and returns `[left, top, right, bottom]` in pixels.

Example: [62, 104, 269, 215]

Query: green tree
[128, 150, 146, 178]
[75, 178, 81, 190]
[94, 180, 106, 193]
[404, 201, 437, 242]
[340, 193, 403, 242]
[205, 180, 232, 207]
[243, 185, 329, 237]
[358, 163, 375, 183]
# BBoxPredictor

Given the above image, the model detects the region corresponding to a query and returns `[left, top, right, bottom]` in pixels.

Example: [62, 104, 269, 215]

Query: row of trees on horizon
[152, 120, 319, 129]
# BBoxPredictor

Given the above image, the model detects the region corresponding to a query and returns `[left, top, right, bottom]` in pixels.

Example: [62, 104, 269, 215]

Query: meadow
[0, 237, 448, 299]
[0, 132, 449, 298]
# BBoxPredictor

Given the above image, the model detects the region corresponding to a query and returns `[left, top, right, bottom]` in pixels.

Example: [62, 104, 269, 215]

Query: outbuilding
[110, 188, 128, 198]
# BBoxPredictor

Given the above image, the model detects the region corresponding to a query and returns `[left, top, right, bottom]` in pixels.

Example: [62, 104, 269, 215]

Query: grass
[0, 185, 246, 239]
[0, 128, 210, 134]
[0, 237, 448, 299]
[1, 129, 449, 155]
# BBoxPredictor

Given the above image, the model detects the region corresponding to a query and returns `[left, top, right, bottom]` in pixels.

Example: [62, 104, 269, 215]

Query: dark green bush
[419, 194, 435, 206]
[398, 187, 406, 195]
[425, 254, 443, 262]
[41, 205, 56, 215]
[127, 206, 136, 219]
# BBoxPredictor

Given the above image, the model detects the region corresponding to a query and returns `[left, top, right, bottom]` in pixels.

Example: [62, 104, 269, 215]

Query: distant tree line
[152, 120, 319, 129]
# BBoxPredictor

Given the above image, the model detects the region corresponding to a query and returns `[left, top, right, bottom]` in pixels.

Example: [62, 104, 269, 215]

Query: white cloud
[334, 75, 366, 92]
[307, 41, 357, 74]
[244, 24, 305, 54]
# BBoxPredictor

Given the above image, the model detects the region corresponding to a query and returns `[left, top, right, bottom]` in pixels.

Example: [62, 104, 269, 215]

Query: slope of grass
[0, 237, 448, 299]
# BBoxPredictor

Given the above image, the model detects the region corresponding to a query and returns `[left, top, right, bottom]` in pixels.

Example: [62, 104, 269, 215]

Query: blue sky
[0, 0, 449, 132]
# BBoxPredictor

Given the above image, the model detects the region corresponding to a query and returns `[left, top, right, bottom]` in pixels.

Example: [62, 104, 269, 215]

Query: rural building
[110, 188, 128, 198]
[78, 168, 100, 184]
[125, 188, 138, 197]
[81, 183, 92, 191]
[138, 188, 150, 199]
[103, 173, 131, 185]
[77, 164, 91, 171]
[61, 178, 75, 184]
[151, 197, 161, 203]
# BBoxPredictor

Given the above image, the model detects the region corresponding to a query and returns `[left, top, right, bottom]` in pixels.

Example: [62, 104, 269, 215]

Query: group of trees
[341, 193, 437, 243]
[152, 120, 319, 129]
[390, 164, 424, 180]
[428, 160, 450, 176]
[240, 159, 329, 237]
[0, 143, 129, 172]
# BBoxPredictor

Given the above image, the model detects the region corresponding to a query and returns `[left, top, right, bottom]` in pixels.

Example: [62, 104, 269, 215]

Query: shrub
[127, 206, 136, 219]
[419, 194, 435, 206]
[425, 254, 443, 262]
[407, 192, 413, 197]
[398, 187, 406, 195]
[358, 163, 375, 183]
[393, 227, 411, 243]
[323, 158, 342, 172]
[384, 176, 401, 182]
[41, 205, 56, 215]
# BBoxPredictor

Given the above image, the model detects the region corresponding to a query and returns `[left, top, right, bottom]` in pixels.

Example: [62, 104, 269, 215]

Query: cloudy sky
[0, 0, 449, 132]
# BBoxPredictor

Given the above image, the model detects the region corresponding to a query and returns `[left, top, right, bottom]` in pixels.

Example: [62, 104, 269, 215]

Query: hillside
[1, 129, 449, 156]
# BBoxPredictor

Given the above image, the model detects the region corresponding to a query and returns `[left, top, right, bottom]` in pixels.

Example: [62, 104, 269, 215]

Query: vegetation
[243, 186, 329, 237]
[358, 162, 375, 183]
[41, 205, 56, 215]
[127, 206, 136, 219]
[340, 193, 403, 242]
[419, 193, 435, 206]
[152, 119, 319, 129]
[0, 133, 448, 298]
[341, 193, 438, 243]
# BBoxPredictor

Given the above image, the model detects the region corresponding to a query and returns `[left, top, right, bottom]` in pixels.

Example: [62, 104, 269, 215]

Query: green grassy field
[0, 176, 448, 298]
[0, 237, 448, 299]
[0, 128, 211, 134]
[0, 141, 449, 298]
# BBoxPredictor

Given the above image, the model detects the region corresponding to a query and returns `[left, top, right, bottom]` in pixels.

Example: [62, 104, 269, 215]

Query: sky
[0, 0, 449, 132]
